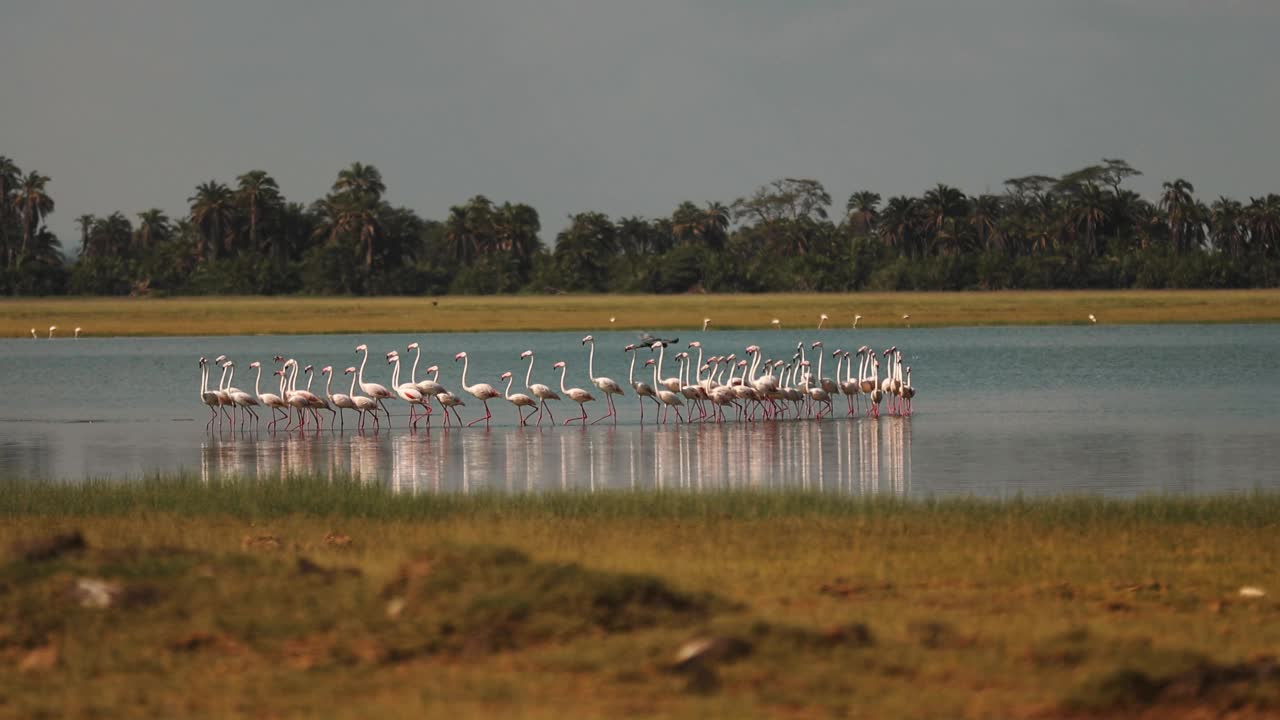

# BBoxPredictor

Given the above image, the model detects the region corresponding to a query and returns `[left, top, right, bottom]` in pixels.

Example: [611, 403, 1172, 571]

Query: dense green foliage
[2, 154, 1278, 296]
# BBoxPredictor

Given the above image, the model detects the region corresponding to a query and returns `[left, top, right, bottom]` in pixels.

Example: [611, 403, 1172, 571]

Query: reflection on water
[197, 419, 915, 496]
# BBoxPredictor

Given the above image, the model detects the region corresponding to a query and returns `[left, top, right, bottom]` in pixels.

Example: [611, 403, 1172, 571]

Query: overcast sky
[4, 1, 1279, 246]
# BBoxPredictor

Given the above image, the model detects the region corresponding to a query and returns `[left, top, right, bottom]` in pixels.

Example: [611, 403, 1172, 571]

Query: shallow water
[2, 324, 1277, 496]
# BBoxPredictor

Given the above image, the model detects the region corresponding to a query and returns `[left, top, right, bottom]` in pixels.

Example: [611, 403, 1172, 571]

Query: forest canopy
[2, 155, 1277, 296]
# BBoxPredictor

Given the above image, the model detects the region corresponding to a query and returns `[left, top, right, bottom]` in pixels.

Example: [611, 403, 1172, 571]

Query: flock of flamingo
[198, 327, 917, 433]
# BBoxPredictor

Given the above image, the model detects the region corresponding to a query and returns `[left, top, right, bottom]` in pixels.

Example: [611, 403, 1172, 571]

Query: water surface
[2, 324, 1276, 497]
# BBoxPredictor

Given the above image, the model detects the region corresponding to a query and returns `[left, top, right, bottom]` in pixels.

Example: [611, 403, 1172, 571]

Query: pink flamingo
[250, 361, 288, 430]
[455, 352, 501, 427]
[624, 344, 658, 423]
[198, 358, 226, 430]
[520, 350, 560, 426]
[406, 342, 439, 425]
[500, 371, 539, 425]
[552, 360, 595, 425]
[651, 353, 685, 424]
[343, 367, 380, 432]
[387, 351, 428, 428]
[582, 335, 624, 424]
[354, 344, 394, 426]
[322, 366, 354, 431]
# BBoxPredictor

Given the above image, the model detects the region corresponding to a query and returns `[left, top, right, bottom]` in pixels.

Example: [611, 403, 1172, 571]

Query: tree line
[2, 154, 1278, 297]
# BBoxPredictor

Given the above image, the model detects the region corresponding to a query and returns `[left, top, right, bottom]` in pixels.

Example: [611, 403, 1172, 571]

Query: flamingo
[552, 360, 595, 425]
[624, 344, 659, 422]
[322, 366, 354, 430]
[387, 351, 428, 428]
[343, 368, 380, 432]
[455, 351, 501, 427]
[650, 354, 685, 424]
[852, 314, 863, 329]
[302, 364, 333, 424]
[29, 328, 36, 339]
[48, 325, 56, 339]
[74, 327, 82, 339]
[650, 341, 682, 394]
[1089, 313, 1098, 324]
[283, 361, 315, 430]
[198, 358, 223, 430]
[500, 371, 539, 425]
[221, 362, 260, 428]
[251, 361, 289, 430]
[520, 350, 560, 426]
[213, 360, 234, 424]
[839, 350, 859, 415]
[818, 314, 828, 330]
[804, 360, 834, 420]
[406, 342, 441, 424]
[901, 366, 916, 416]
[582, 335, 624, 424]
[354, 344, 394, 425]
[867, 356, 884, 417]
[436, 389, 467, 427]
[771, 318, 781, 330]
[702, 317, 711, 331]
[814, 342, 841, 397]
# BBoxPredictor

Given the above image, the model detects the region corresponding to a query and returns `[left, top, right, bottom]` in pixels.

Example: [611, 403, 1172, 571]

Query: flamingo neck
[815, 351, 824, 381]
[357, 347, 368, 384]
[391, 358, 400, 388]
[524, 354, 536, 390]
[587, 340, 596, 380]
[749, 352, 760, 382]
[288, 363, 299, 393]
[503, 374, 514, 399]
[347, 372, 358, 396]
[410, 346, 421, 384]
[460, 355, 471, 391]
[278, 370, 288, 396]
[199, 363, 208, 398]
[218, 364, 230, 392]
[627, 351, 637, 386]
[325, 372, 333, 397]
[652, 359, 660, 388]
[559, 364, 570, 394]
[306, 371, 315, 393]
[254, 365, 263, 397]
[656, 344, 666, 379]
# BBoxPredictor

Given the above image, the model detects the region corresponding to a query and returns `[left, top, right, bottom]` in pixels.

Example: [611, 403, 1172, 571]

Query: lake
[1, 324, 1277, 497]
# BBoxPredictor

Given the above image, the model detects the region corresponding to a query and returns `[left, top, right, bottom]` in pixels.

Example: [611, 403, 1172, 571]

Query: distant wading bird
[553, 360, 595, 425]
[454, 351, 501, 427]
[582, 335, 623, 424]
[520, 350, 560, 426]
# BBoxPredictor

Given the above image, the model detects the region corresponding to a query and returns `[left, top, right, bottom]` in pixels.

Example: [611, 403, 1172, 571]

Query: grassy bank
[3, 478, 1279, 718]
[5, 289, 1280, 337]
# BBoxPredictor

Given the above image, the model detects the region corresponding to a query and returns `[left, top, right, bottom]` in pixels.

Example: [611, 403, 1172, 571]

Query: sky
[4, 0, 1279, 248]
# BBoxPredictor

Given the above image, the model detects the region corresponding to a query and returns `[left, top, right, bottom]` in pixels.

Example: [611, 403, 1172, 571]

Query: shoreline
[3, 288, 1280, 337]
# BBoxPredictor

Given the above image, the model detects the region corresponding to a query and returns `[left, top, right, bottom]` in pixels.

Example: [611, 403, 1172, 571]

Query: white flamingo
[650, 341, 682, 394]
[322, 366, 354, 430]
[520, 350, 560, 426]
[303, 364, 333, 424]
[651, 354, 685, 424]
[343, 368, 380, 432]
[407, 342, 443, 423]
[223, 361, 259, 428]
[818, 314, 828, 329]
[74, 327, 82, 339]
[582, 335, 624, 425]
[251, 361, 288, 430]
[454, 351, 501, 427]
[354, 344, 394, 425]
[624, 344, 658, 423]
[552, 360, 595, 425]
[198, 358, 224, 430]
[48, 325, 56, 339]
[500, 372, 539, 426]
[702, 317, 711, 331]
[387, 351, 428, 428]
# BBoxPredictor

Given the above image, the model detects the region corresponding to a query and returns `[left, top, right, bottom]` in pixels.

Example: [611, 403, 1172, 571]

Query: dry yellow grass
[4, 483, 1280, 719]
[3, 289, 1280, 337]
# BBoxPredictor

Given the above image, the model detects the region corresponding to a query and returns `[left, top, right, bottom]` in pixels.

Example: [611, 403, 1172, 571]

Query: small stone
[385, 597, 406, 619]
[672, 636, 752, 670]
[1239, 586, 1266, 598]
[241, 534, 282, 550]
[324, 532, 352, 548]
[18, 640, 59, 673]
[69, 577, 124, 608]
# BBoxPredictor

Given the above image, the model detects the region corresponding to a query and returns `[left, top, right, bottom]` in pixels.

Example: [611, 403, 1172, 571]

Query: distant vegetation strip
[4, 289, 1280, 336]
[2, 475, 1276, 525]
[3, 155, 1280, 299]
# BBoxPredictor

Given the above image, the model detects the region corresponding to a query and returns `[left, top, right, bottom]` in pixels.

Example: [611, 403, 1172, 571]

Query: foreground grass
[3, 478, 1280, 719]
[5, 289, 1280, 337]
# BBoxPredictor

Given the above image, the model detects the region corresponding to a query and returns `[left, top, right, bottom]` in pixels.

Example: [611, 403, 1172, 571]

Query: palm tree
[1246, 195, 1280, 258]
[968, 195, 1003, 252]
[0, 156, 19, 265]
[444, 205, 474, 265]
[845, 191, 881, 236]
[921, 184, 968, 255]
[1160, 179, 1199, 255]
[1209, 198, 1245, 259]
[1070, 184, 1110, 258]
[879, 196, 919, 258]
[76, 214, 97, 257]
[12, 171, 54, 262]
[332, 162, 385, 203]
[136, 209, 171, 254]
[235, 170, 281, 254]
[188, 181, 235, 261]
[699, 202, 731, 251]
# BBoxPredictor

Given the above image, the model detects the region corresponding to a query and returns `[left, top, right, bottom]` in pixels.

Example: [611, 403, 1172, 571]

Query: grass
[4, 289, 1280, 337]
[3, 477, 1280, 719]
